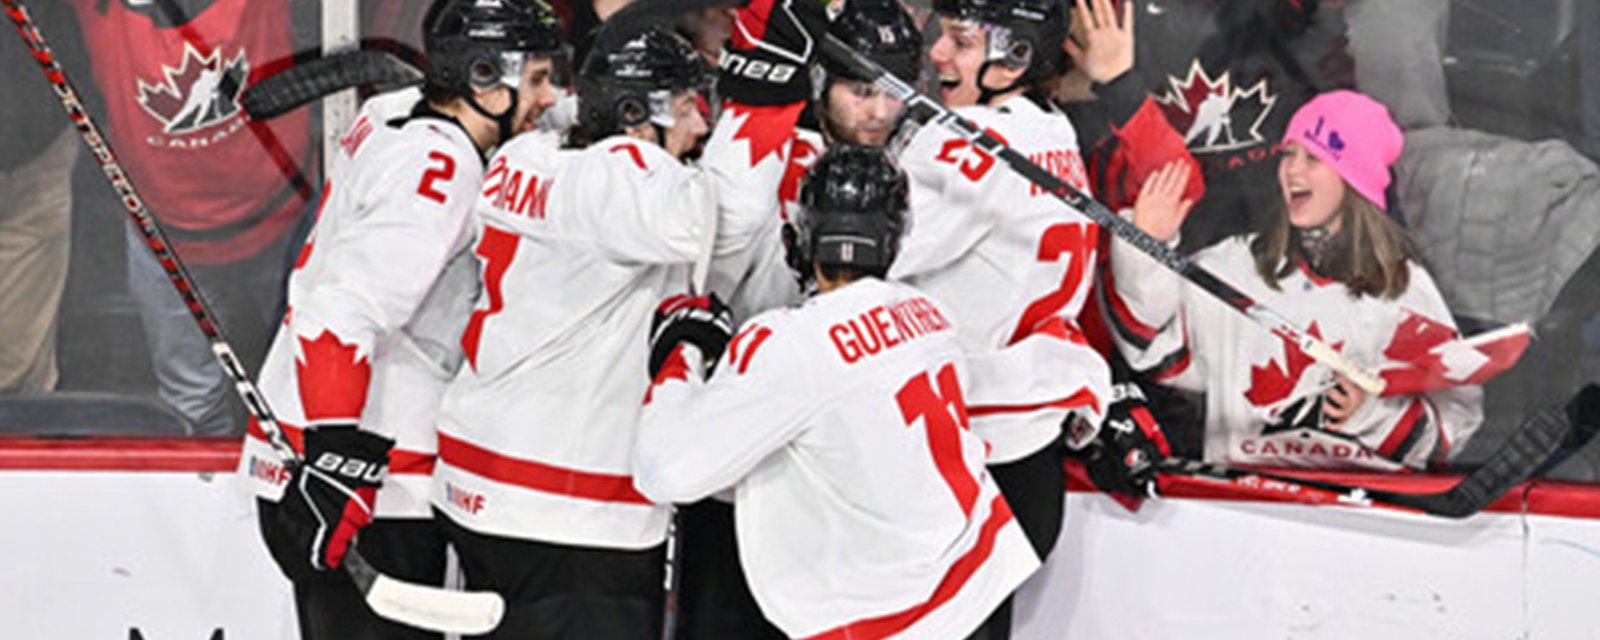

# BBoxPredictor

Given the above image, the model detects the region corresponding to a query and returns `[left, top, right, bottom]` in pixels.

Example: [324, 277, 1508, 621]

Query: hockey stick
[3, 1, 504, 634]
[814, 34, 1391, 394]
[658, 171, 721, 640]
[242, 49, 423, 120]
[1154, 405, 1580, 518]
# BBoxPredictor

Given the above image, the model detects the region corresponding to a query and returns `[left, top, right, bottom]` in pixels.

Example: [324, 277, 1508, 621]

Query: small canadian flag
[1376, 315, 1533, 397]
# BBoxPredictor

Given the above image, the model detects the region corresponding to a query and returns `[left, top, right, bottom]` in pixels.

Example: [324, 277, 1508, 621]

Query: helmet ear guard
[615, 96, 650, 128]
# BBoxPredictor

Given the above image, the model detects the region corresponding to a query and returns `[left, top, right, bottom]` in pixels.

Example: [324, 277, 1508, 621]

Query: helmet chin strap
[466, 86, 520, 146]
[975, 59, 1026, 106]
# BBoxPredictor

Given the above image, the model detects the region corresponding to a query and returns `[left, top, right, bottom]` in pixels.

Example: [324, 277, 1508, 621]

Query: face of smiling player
[927, 17, 1024, 108]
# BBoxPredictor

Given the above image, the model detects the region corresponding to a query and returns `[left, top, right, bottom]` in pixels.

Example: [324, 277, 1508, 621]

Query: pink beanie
[1283, 90, 1404, 210]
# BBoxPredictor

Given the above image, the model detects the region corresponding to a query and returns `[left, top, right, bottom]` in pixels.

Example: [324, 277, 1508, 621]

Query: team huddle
[233, 0, 1485, 637]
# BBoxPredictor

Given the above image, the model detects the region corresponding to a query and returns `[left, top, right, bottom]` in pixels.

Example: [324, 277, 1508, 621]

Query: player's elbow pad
[631, 451, 713, 505]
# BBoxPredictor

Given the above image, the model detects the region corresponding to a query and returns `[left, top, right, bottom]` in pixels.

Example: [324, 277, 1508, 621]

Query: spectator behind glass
[0, 2, 83, 394]
[1105, 91, 1483, 471]
[68, 0, 315, 435]
[1062, 0, 1353, 255]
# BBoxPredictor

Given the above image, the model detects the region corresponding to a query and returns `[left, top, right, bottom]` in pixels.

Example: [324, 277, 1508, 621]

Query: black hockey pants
[438, 509, 665, 640]
[256, 499, 448, 640]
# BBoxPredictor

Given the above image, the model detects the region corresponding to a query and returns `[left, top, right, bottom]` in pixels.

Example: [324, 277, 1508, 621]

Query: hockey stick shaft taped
[242, 49, 424, 120]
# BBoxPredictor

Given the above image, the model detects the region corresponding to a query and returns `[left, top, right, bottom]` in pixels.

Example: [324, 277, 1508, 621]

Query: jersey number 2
[896, 364, 980, 517]
[417, 151, 456, 204]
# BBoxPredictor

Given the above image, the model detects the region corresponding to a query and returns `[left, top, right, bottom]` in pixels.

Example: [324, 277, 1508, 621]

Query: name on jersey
[1027, 147, 1089, 197]
[829, 297, 951, 365]
[483, 156, 552, 220]
[339, 115, 376, 158]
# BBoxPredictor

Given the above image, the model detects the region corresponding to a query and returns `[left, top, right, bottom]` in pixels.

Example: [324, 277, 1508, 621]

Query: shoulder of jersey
[354, 118, 482, 183]
[1189, 234, 1260, 277]
[491, 129, 570, 172]
[359, 86, 423, 123]
[585, 134, 679, 173]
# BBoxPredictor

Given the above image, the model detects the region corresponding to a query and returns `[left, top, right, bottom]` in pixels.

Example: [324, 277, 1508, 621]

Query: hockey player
[234, 0, 563, 638]
[810, 0, 923, 148]
[877, 0, 1117, 633]
[897, 0, 1110, 575]
[429, 26, 715, 639]
[1108, 91, 1484, 471]
[671, 2, 925, 635]
[634, 145, 1040, 640]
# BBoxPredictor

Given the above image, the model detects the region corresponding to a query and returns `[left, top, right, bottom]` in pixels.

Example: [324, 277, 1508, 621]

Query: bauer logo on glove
[280, 425, 395, 571]
[311, 450, 387, 483]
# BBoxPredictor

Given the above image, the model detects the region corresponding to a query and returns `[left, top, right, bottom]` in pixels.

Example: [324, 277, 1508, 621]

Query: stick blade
[365, 572, 507, 635]
[1381, 407, 1570, 518]
[243, 50, 422, 120]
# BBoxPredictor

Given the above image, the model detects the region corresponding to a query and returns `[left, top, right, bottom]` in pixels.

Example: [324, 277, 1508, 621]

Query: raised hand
[1064, 0, 1136, 85]
[1131, 161, 1195, 244]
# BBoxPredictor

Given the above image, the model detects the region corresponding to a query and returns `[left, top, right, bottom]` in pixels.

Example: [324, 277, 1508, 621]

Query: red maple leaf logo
[1382, 311, 1456, 364]
[295, 330, 372, 423]
[136, 42, 250, 134]
[1244, 322, 1338, 408]
[729, 102, 804, 167]
[1154, 60, 1277, 154]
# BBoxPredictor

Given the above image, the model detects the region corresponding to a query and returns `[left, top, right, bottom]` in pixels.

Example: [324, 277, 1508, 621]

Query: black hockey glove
[721, 0, 827, 105]
[649, 293, 735, 379]
[277, 425, 392, 572]
[1078, 381, 1172, 498]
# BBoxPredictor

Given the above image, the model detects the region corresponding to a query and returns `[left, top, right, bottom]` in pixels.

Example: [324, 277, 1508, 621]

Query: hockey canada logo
[136, 42, 250, 135]
[1155, 60, 1277, 154]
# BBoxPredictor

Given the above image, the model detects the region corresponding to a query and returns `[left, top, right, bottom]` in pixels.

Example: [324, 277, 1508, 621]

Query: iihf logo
[1155, 60, 1278, 154]
[136, 42, 249, 135]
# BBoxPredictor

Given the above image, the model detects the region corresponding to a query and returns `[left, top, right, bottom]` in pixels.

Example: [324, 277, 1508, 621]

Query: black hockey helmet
[818, 0, 923, 87]
[931, 0, 1069, 96]
[575, 27, 709, 136]
[784, 145, 910, 283]
[423, 0, 564, 96]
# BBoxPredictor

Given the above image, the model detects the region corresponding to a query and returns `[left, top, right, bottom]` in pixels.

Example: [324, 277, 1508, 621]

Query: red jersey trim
[803, 495, 1016, 640]
[1376, 397, 1428, 462]
[1101, 267, 1160, 347]
[969, 387, 1101, 418]
[246, 418, 435, 475]
[436, 432, 652, 505]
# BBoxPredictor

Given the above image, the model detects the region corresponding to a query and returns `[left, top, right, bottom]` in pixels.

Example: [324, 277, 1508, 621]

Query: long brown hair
[1251, 192, 1423, 299]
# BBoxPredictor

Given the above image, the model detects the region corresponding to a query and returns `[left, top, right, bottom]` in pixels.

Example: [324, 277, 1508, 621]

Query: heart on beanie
[1328, 130, 1346, 153]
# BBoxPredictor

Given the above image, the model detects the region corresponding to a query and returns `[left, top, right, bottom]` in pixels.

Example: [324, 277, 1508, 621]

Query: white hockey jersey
[1107, 235, 1484, 470]
[700, 102, 817, 323]
[238, 94, 483, 518]
[634, 278, 1039, 639]
[891, 96, 1113, 462]
[431, 131, 718, 549]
